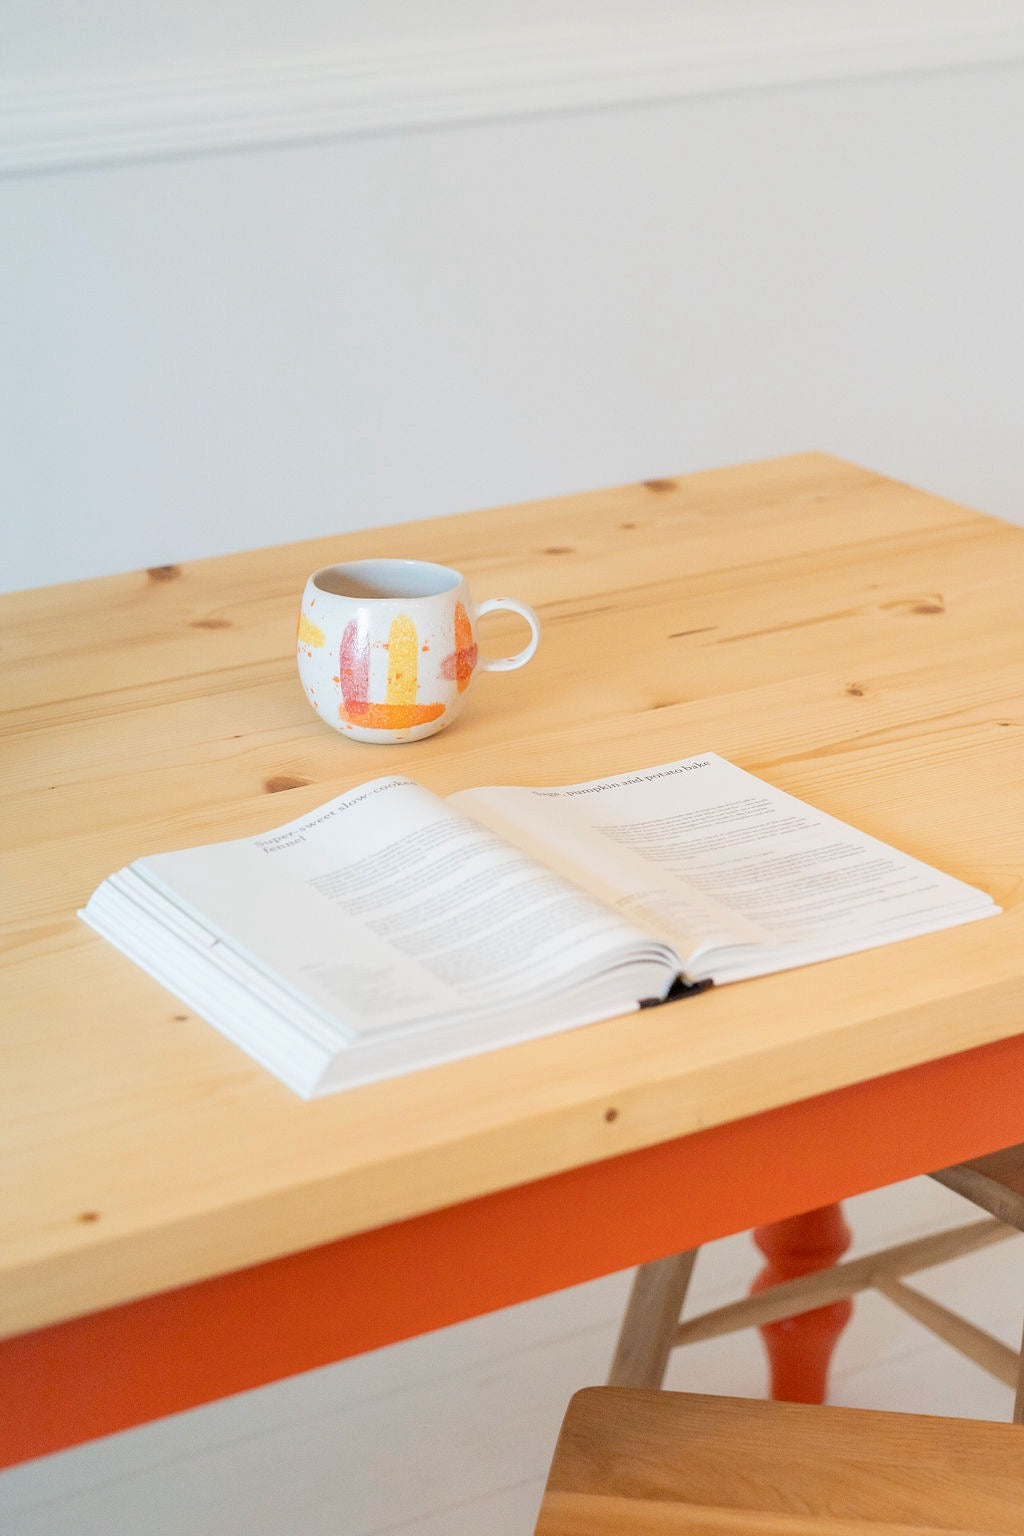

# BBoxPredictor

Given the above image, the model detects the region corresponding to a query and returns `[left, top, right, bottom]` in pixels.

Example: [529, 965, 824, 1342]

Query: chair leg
[1015, 1314, 1024, 1425]
[608, 1251, 697, 1389]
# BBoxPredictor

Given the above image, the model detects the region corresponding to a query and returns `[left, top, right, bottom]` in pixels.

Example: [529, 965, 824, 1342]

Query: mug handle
[474, 598, 541, 672]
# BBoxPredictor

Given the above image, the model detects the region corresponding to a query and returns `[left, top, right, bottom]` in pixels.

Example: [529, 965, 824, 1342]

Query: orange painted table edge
[4, 1028, 1024, 1468]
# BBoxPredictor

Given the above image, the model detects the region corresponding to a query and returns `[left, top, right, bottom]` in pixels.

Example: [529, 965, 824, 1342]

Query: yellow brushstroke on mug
[297, 613, 325, 648]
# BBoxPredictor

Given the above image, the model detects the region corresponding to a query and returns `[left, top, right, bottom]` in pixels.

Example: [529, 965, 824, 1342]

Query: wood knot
[190, 617, 232, 629]
[881, 594, 945, 617]
[265, 775, 312, 794]
[642, 478, 676, 493]
[543, 545, 574, 555]
[845, 683, 866, 697]
[147, 564, 181, 582]
[77, 1211, 101, 1224]
[604, 1107, 619, 1123]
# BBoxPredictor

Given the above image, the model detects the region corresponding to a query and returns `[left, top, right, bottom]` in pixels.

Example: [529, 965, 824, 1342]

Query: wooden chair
[609, 1144, 1024, 1420]
[534, 1386, 1024, 1535]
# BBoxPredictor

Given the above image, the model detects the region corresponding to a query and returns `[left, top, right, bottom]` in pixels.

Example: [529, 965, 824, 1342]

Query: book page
[452, 764, 772, 961]
[453, 754, 996, 970]
[136, 777, 667, 1037]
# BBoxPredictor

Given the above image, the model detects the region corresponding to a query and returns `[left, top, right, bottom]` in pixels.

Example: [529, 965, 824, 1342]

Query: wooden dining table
[3, 452, 1024, 1468]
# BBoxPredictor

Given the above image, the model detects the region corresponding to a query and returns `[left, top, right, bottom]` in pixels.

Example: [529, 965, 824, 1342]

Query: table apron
[4, 1030, 1024, 1468]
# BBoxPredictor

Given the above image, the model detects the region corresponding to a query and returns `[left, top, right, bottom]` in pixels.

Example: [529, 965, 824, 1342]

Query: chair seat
[535, 1387, 1024, 1534]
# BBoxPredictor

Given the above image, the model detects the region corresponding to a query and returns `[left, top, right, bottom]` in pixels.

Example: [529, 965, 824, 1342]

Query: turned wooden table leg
[752, 1203, 853, 1403]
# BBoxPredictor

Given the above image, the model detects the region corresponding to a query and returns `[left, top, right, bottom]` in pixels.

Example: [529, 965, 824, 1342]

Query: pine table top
[3, 451, 1024, 1349]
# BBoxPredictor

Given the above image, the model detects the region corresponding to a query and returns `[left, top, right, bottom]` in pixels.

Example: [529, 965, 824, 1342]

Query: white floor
[2, 1176, 1021, 1536]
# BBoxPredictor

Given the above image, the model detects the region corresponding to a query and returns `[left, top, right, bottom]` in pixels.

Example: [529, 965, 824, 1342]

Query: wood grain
[536, 1388, 1024, 1533]
[4, 452, 1024, 1338]
[536, 1493, 1009, 1536]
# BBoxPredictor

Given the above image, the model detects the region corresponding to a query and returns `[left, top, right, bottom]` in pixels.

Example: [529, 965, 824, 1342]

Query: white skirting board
[4, 0, 1024, 176]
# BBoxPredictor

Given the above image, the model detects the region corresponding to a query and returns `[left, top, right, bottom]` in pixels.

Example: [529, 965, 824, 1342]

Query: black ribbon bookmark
[639, 976, 714, 1008]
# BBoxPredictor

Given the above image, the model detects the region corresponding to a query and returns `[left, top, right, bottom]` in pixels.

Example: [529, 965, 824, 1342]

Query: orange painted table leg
[752, 1203, 853, 1403]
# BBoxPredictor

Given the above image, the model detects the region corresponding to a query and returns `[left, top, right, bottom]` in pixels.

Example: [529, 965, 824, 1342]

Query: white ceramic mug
[297, 558, 540, 743]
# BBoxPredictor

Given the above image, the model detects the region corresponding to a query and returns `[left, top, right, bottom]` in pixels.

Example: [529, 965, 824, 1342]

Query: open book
[80, 754, 999, 1098]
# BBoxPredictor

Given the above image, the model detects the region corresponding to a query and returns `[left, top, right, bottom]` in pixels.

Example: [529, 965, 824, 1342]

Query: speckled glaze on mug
[297, 558, 540, 743]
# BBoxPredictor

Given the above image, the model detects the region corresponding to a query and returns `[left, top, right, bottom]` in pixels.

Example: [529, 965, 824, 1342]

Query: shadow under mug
[297, 558, 540, 743]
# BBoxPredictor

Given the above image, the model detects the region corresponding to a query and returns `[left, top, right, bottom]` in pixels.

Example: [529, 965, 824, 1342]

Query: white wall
[3, 4, 1024, 592]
